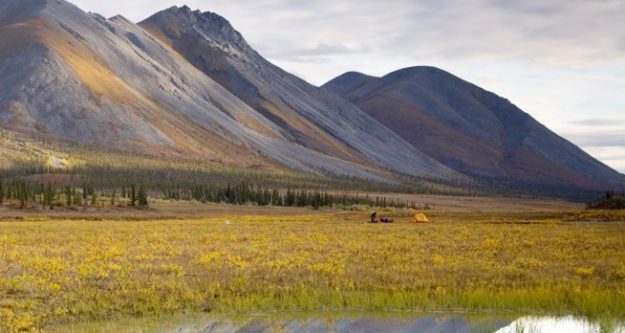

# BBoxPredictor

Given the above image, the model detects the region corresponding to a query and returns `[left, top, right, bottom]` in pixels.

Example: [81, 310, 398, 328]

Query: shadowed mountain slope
[139, 6, 460, 181]
[324, 67, 625, 190]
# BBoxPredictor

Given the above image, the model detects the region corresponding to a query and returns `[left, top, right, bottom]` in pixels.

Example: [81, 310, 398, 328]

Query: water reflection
[158, 316, 509, 333]
[52, 314, 625, 333]
[496, 316, 625, 333]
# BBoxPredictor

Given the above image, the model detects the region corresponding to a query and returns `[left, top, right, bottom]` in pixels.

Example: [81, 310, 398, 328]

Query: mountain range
[0, 0, 623, 196]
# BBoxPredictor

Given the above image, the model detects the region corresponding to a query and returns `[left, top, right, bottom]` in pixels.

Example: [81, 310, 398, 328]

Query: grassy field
[1, 208, 624, 332]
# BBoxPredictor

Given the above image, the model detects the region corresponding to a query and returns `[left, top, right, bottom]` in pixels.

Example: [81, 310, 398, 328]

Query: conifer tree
[65, 186, 72, 206]
[44, 183, 54, 209]
[137, 185, 148, 207]
[18, 180, 27, 209]
[130, 184, 136, 207]
[73, 188, 82, 206]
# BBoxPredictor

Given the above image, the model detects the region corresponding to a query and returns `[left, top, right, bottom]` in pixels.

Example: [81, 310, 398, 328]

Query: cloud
[582, 146, 625, 173]
[558, 117, 625, 146]
[567, 119, 625, 127]
[565, 133, 625, 148]
[70, 0, 625, 67]
[261, 43, 370, 63]
[554, 116, 625, 172]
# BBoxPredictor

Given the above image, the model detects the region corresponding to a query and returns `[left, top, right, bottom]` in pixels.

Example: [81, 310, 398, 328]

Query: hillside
[0, 0, 457, 183]
[324, 67, 625, 191]
[139, 6, 459, 181]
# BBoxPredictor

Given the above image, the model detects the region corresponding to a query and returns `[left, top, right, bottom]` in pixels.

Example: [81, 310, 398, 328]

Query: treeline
[173, 183, 418, 209]
[587, 190, 625, 210]
[1, 162, 428, 196]
[0, 178, 418, 210]
[0, 179, 148, 209]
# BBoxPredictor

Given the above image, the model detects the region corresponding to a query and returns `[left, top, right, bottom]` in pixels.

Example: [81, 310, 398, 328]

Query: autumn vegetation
[1, 210, 625, 332]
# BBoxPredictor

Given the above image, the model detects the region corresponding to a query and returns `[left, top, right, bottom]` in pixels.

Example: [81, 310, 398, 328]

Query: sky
[72, 0, 625, 173]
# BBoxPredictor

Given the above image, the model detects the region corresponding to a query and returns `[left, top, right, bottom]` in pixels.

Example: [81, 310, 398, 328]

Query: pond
[50, 313, 625, 333]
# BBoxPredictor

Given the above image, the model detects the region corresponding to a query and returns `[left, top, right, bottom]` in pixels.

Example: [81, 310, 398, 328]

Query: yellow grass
[1, 211, 624, 332]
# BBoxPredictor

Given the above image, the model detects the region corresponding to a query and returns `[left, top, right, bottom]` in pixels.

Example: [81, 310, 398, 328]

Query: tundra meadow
[1, 210, 625, 332]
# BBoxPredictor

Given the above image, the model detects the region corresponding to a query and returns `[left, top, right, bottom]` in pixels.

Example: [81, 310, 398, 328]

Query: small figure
[370, 211, 378, 223]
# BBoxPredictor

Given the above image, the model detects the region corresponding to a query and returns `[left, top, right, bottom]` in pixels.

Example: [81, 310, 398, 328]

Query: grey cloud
[567, 119, 625, 127]
[564, 132, 625, 147]
[492, 0, 565, 16]
[71, 0, 625, 65]
[282, 43, 369, 57]
[262, 43, 370, 63]
[599, 154, 625, 162]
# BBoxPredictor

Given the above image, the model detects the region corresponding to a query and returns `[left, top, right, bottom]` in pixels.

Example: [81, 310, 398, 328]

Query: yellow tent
[413, 213, 429, 223]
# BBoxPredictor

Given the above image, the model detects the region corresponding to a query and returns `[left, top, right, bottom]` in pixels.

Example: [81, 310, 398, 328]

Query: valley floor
[0, 200, 623, 332]
[0, 192, 582, 222]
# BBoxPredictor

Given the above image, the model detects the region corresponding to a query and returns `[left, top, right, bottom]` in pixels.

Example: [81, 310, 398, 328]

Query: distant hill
[324, 67, 625, 191]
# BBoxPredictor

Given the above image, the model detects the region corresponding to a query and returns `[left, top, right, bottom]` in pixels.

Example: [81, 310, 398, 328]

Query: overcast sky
[71, 0, 625, 173]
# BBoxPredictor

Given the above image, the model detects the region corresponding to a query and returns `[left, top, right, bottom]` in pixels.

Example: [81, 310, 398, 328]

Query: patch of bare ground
[0, 200, 341, 221]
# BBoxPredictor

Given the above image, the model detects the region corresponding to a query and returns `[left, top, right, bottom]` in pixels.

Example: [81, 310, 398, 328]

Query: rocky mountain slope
[324, 67, 625, 190]
[1, 0, 622, 194]
[0, 0, 457, 182]
[139, 6, 459, 181]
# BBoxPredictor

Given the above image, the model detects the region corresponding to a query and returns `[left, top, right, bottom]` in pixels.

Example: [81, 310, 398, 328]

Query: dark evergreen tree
[111, 189, 116, 206]
[137, 185, 148, 207]
[65, 186, 72, 206]
[130, 184, 136, 207]
[44, 183, 54, 209]
[73, 188, 82, 206]
[18, 180, 27, 209]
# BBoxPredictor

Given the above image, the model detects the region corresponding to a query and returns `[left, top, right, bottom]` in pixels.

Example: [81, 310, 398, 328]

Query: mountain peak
[143, 5, 246, 49]
[109, 14, 132, 24]
[165, 5, 200, 18]
[322, 71, 378, 95]
[333, 71, 376, 81]
[384, 66, 453, 80]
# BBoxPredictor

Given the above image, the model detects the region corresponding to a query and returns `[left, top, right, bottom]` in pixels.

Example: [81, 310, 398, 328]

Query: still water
[52, 314, 625, 333]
